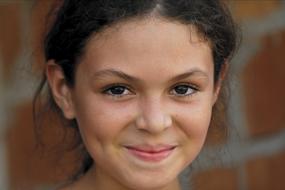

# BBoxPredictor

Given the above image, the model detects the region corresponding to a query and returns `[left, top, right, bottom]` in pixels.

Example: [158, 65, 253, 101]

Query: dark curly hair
[33, 0, 238, 181]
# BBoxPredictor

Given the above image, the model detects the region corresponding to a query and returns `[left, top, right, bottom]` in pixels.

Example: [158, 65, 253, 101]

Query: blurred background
[0, 0, 285, 190]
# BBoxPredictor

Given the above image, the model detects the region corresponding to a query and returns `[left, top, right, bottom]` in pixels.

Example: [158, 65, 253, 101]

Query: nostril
[135, 112, 172, 133]
[135, 115, 147, 129]
[164, 116, 172, 128]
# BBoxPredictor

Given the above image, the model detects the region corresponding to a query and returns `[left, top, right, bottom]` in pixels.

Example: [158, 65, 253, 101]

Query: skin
[47, 18, 224, 190]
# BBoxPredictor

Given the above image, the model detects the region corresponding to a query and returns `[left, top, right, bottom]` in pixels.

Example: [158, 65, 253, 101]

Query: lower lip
[126, 147, 175, 162]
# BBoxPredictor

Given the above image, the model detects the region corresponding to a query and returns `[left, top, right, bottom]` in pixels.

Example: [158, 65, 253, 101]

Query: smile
[124, 145, 177, 162]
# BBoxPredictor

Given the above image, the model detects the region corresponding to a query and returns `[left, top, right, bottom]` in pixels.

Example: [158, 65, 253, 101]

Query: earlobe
[46, 60, 76, 119]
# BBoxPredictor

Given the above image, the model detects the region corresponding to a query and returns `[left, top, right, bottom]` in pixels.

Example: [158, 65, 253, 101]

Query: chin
[117, 169, 179, 190]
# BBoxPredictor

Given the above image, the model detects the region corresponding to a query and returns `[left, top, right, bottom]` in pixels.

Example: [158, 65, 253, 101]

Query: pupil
[111, 86, 125, 94]
[175, 85, 188, 94]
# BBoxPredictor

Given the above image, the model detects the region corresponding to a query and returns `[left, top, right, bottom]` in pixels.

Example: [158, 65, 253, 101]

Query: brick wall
[189, 1, 285, 190]
[0, 1, 285, 190]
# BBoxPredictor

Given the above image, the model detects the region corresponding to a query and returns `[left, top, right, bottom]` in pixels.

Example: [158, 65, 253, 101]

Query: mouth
[124, 145, 177, 162]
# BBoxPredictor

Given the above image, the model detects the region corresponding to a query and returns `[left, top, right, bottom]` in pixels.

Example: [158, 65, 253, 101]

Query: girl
[34, 0, 238, 189]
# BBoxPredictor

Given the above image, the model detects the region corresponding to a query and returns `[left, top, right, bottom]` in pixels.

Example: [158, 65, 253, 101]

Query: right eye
[170, 84, 198, 97]
[102, 85, 133, 98]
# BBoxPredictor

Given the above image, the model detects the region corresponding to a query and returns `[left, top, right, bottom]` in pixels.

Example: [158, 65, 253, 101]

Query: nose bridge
[144, 97, 164, 125]
[136, 95, 171, 133]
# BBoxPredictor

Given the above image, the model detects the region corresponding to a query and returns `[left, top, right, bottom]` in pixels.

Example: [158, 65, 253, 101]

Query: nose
[135, 98, 172, 134]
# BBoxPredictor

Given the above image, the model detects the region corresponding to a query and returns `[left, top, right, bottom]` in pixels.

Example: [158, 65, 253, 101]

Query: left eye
[170, 85, 196, 96]
[103, 85, 132, 97]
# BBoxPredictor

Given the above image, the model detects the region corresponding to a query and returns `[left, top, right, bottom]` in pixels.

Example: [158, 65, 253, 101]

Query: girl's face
[51, 18, 221, 190]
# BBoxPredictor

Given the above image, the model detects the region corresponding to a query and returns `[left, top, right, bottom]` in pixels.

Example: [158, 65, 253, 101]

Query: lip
[124, 145, 177, 162]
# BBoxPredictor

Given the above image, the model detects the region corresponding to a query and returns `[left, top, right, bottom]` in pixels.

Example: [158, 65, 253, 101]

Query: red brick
[192, 167, 239, 190]
[246, 152, 285, 190]
[231, 1, 282, 22]
[242, 30, 285, 137]
[0, 3, 21, 79]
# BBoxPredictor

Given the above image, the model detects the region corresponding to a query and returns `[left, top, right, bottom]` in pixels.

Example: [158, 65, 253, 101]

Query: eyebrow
[91, 69, 141, 83]
[170, 69, 209, 82]
[91, 68, 209, 83]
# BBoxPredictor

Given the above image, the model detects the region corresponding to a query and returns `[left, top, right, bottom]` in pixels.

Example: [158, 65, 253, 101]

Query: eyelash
[170, 83, 198, 97]
[102, 83, 198, 99]
[102, 84, 133, 98]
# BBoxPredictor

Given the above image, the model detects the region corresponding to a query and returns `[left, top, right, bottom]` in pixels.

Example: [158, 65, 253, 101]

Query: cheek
[75, 99, 135, 143]
[178, 100, 213, 141]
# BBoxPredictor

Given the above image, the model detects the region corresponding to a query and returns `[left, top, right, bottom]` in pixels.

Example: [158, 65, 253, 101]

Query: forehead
[80, 17, 213, 79]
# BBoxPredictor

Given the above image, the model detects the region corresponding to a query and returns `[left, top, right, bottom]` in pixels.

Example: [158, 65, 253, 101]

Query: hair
[33, 0, 238, 181]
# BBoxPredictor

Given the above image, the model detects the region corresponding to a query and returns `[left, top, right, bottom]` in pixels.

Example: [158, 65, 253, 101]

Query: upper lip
[124, 144, 177, 153]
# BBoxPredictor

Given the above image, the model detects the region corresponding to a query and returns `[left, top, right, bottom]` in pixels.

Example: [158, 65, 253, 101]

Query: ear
[212, 62, 228, 106]
[46, 60, 76, 119]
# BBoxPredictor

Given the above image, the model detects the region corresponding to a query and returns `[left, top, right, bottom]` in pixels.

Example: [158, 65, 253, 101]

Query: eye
[170, 84, 197, 97]
[102, 84, 133, 98]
